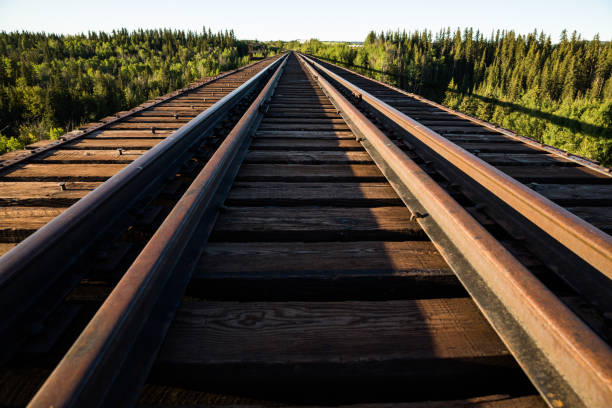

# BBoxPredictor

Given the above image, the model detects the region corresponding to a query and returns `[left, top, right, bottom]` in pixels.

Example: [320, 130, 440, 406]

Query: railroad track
[0, 51, 610, 407]
[0, 56, 276, 254]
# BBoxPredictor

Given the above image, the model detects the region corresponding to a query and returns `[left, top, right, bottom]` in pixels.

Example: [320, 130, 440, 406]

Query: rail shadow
[445, 89, 611, 139]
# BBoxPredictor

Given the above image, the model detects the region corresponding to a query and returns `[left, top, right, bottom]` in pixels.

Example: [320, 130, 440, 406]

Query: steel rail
[0, 55, 284, 363]
[0, 57, 272, 172]
[306, 54, 612, 176]
[300, 54, 612, 278]
[28, 53, 289, 408]
[298, 53, 612, 408]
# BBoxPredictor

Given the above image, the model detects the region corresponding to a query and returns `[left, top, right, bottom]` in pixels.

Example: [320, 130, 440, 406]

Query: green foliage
[287, 30, 612, 165]
[48, 126, 64, 140]
[0, 28, 267, 154]
[0, 134, 24, 153]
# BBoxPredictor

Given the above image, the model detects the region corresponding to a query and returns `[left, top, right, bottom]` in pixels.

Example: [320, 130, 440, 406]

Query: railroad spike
[409, 212, 427, 221]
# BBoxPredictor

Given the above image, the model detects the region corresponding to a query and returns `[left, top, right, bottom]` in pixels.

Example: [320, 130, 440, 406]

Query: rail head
[299, 53, 612, 279]
[27, 53, 289, 408]
[298, 52, 612, 408]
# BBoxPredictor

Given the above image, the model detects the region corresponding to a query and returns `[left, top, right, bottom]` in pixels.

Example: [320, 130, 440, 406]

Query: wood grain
[1, 163, 127, 181]
[211, 206, 423, 241]
[196, 241, 451, 278]
[159, 299, 510, 365]
[0, 181, 100, 206]
[225, 182, 402, 205]
[236, 164, 385, 181]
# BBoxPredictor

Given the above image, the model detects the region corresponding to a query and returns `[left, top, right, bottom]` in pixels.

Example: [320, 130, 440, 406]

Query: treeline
[289, 29, 612, 164]
[0, 28, 269, 153]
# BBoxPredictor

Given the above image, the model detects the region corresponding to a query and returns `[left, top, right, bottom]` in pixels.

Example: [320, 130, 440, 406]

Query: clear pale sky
[0, 0, 610, 42]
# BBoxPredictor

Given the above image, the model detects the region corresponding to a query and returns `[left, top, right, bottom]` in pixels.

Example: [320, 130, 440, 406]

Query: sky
[0, 0, 610, 42]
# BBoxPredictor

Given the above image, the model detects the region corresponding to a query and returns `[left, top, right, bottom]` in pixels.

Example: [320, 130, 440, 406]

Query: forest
[0, 28, 273, 153]
[288, 30, 612, 165]
[2, 28, 610, 164]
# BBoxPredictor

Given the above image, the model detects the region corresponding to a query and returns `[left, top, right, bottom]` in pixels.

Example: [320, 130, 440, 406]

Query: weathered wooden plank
[0, 149, 29, 162]
[103, 123, 182, 130]
[121, 116, 191, 124]
[261, 118, 346, 124]
[1, 163, 127, 181]
[158, 299, 513, 377]
[254, 130, 354, 139]
[528, 184, 612, 205]
[0, 206, 66, 242]
[135, 111, 198, 118]
[429, 126, 499, 135]
[0, 181, 100, 206]
[476, 153, 575, 166]
[0, 243, 17, 256]
[34, 149, 147, 163]
[443, 134, 515, 143]
[272, 97, 331, 102]
[250, 139, 363, 150]
[196, 241, 450, 278]
[257, 123, 350, 131]
[264, 108, 338, 114]
[450, 142, 541, 153]
[236, 164, 385, 181]
[244, 151, 373, 164]
[265, 112, 341, 118]
[210, 206, 423, 241]
[136, 390, 543, 408]
[147, 106, 210, 112]
[89, 129, 171, 138]
[498, 165, 611, 183]
[419, 120, 477, 127]
[566, 207, 612, 233]
[66, 138, 160, 149]
[226, 182, 401, 205]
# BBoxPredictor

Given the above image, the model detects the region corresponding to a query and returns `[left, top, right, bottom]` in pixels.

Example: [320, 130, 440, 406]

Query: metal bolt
[58, 182, 67, 191]
[174, 113, 179, 120]
[151, 126, 156, 134]
[117, 148, 124, 156]
[409, 212, 426, 221]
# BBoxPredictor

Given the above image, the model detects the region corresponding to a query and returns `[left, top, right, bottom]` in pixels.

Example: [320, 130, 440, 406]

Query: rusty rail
[0, 55, 284, 364]
[300, 54, 612, 278]
[27, 54, 288, 408]
[298, 53, 612, 408]
[307, 54, 612, 176]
